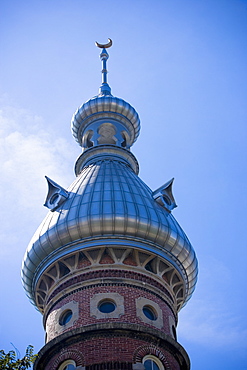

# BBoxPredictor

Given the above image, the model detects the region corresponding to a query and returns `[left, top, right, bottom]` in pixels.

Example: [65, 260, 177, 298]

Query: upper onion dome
[71, 42, 140, 151]
[71, 95, 140, 148]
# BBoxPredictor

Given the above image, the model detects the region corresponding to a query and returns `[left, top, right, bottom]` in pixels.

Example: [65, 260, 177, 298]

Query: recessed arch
[50, 348, 84, 370]
[133, 345, 170, 369]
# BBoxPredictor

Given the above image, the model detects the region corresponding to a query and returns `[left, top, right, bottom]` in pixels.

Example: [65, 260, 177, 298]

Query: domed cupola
[71, 39, 140, 176]
[21, 39, 198, 321]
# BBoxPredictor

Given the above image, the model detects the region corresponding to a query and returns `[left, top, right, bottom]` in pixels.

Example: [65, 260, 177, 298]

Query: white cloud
[0, 101, 77, 202]
[0, 99, 78, 255]
[178, 258, 247, 349]
[179, 298, 247, 349]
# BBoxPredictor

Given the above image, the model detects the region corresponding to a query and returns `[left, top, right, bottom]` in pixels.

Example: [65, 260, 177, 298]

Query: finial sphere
[95, 38, 113, 48]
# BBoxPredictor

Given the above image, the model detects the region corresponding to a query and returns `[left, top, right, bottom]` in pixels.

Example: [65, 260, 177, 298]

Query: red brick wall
[41, 266, 184, 369]
[45, 336, 181, 370]
[45, 275, 175, 342]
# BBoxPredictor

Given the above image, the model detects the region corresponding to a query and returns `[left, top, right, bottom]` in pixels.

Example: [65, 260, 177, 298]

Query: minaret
[21, 40, 198, 370]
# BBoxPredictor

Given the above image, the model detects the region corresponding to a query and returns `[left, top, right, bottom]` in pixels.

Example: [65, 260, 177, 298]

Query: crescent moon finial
[95, 38, 113, 49]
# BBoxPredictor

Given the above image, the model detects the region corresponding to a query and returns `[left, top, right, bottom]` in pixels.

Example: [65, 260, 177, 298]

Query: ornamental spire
[95, 38, 113, 96]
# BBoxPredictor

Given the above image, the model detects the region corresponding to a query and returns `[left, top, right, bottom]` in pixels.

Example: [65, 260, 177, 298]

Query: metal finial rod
[95, 39, 113, 96]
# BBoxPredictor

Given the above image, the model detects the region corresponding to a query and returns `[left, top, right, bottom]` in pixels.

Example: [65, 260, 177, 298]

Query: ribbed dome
[71, 95, 140, 147]
[21, 158, 198, 308]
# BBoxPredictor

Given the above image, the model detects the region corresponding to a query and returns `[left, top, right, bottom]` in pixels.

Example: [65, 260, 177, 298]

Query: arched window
[143, 355, 164, 370]
[58, 359, 76, 370]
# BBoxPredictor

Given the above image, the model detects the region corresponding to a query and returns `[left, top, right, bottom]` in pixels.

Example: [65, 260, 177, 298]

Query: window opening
[59, 309, 73, 326]
[50, 194, 60, 205]
[98, 299, 116, 313]
[172, 325, 177, 341]
[64, 365, 75, 370]
[142, 305, 157, 321]
[144, 359, 160, 370]
[58, 359, 76, 370]
[142, 355, 164, 370]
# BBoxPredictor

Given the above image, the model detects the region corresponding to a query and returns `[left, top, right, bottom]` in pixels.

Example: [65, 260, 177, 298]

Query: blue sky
[0, 1, 247, 369]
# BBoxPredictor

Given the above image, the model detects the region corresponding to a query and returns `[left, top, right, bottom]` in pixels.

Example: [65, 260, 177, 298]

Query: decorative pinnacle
[95, 38, 113, 96]
[95, 38, 113, 49]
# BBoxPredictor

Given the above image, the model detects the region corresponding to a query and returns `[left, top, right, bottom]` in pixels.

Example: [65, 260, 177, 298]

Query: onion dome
[71, 95, 140, 148]
[21, 159, 197, 310]
[71, 42, 140, 151]
[21, 39, 198, 314]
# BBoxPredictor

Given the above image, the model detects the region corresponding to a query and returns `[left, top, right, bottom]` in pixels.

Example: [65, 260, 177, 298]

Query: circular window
[50, 193, 60, 205]
[59, 309, 73, 326]
[98, 299, 116, 313]
[143, 305, 157, 321]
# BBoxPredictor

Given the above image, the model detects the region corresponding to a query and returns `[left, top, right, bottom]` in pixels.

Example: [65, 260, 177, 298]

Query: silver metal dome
[21, 157, 198, 308]
[71, 95, 140, 147]
[71, 43, 140, 149]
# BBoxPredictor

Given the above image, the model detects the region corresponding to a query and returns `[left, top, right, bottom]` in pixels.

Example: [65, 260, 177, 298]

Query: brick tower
[21, 39, 198, 370]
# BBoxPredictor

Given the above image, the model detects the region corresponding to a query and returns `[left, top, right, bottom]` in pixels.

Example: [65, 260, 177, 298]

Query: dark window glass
[64, 365, 75, 370]
[59, 310, 73, 325]
[98, 300, 116, 313]
[144, 359, 160, 370]
[172, 325, 177, 340]
[143, 306, 157, 321]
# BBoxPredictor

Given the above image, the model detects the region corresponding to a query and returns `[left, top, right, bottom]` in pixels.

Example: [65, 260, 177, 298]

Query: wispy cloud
[0, 103, 76, 202]
[179, 299, 247, 349]
[178, 257, 247, 349]
[0, 98, 78, 255]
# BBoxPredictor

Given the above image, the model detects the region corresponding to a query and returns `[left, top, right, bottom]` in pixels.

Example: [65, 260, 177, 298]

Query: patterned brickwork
[99, 252, 115, 264]
[44, 335, 181, 370]
[45, 282, 175, 342]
